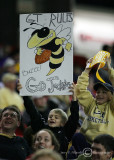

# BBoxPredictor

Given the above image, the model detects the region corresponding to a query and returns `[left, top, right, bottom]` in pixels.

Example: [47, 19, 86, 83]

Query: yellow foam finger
[86, 50, 110, 83]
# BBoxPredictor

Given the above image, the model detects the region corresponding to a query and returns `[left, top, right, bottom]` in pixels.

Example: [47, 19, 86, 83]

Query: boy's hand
[17, 80, 22, 91]
[69, 82, 77, 101]
[103, 57, 111, 71]
[84, 57, 93, 74]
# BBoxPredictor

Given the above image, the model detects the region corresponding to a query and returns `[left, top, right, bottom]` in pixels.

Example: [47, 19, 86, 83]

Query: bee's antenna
[23, 27, 36, 32]
[30, 22, 43, 27]
[23, 23, 44, 32]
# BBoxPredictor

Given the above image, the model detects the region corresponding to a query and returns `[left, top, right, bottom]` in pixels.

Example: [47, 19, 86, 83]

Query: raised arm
[17, 81, 45, 133]
[23, 96, 45, 133]
[105, 57, 114, 86]
[105, 57, 114, 112]
[76, 58, 95, 113]
[64, 83, 79, 141]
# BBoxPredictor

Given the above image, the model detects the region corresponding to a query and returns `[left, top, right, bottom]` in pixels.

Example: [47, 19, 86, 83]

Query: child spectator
[18, 82, 79, 159]
[76, 57, 114, 144]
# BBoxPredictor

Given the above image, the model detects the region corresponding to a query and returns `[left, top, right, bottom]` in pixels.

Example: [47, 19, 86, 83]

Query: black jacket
[0, 134, 30, 160]
[23, 96, 79, 159]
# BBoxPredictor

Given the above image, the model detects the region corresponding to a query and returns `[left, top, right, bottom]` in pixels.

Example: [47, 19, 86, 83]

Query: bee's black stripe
[51, 49, 64, 58]
[41, 38, 60, 52]
[49, 62, 61, 69]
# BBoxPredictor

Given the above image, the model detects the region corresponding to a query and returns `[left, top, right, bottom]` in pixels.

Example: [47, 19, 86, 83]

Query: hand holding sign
[86, 50, 110, 83]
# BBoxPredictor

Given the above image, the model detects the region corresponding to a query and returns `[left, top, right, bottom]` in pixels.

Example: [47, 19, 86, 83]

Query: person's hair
[33, 129, 60, 151]
[31, 149, 63, 160]
[93, 134, 114, 152]
[0, 105, 21, 122]
[2, 73, 17, 83]
[50, 109, 68, 124]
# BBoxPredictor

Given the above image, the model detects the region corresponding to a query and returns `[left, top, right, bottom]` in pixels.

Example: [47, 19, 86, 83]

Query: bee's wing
[55, 24, 63, 35]
[56, 25, 71, 42]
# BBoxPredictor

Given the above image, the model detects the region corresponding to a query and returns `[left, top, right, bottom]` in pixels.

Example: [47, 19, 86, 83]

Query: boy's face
[96, 86, 112, 105]
[48, 110, 64, 127]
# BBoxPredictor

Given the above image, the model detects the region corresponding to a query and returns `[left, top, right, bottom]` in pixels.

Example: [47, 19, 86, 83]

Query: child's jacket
[23, 96, 79, 159]
[76, 68, 114, 144]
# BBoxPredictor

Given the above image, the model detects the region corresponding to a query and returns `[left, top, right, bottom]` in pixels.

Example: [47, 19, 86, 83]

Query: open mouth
[38, 145, 45, 149]
[35, 48, 51, 64]
[5, 121, 13, 125]
[49, 121, 55, 125]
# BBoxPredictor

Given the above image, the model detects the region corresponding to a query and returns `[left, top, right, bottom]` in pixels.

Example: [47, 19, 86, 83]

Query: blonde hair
[50, 108, 68, 124]
[31, 149, 63, 160]
[2, 73, 17, 83]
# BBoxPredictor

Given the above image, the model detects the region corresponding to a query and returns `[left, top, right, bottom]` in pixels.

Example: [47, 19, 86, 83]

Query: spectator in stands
[67, 129, 90, 159]
[33, 96, 50, 121]
[76, 56, 114, 144]
[76, 134, 114, 160]
[26, 129, 60, 160]
[18, 82, 79, 159]
[0, 73, 25, 112]
[23, 96, 51, 126]
[23, 95, 70, 126]
[33, 129, 60, 152]
[3, 57, 16, 74]
[0, 105, 30, 160]
[31, 149, 63, 160]
[47, 95, 70, 113]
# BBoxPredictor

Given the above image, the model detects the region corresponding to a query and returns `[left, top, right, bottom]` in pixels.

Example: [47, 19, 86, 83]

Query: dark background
[0, 0, 114, 46]
[75, 0, 114, 8]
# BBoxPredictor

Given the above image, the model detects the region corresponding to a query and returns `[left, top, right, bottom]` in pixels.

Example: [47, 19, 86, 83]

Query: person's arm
[105, 57, 114, 113]
[109, 68, 114, 113]
[17, 81, 45, 133]
[76, 58, 95, 113]
[64, 100, 79, 141]
[23, 96, 45, 133]
[106, 57, 114, 86]
[64, 83, 79, 141]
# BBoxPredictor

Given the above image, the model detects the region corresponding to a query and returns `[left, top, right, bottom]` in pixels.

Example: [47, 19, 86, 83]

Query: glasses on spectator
[2, 112, 18, 119]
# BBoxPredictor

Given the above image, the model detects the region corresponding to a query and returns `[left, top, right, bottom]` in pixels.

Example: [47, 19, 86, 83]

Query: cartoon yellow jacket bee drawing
[27, 25, 72, 75]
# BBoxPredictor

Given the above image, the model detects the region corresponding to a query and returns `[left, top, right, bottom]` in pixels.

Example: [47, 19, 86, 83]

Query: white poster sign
[20, 13, 73, 96]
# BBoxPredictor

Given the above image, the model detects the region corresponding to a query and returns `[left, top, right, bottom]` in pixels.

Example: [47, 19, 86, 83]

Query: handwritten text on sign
[20, 12, 73, 96]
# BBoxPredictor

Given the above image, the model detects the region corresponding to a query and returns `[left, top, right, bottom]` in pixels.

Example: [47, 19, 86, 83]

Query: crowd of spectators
[0, 44, 114, 160]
